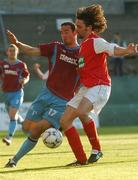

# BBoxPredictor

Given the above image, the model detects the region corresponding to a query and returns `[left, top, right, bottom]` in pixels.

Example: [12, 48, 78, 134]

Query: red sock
[83, 120, 101, 151]
[65, 126, 87, 163]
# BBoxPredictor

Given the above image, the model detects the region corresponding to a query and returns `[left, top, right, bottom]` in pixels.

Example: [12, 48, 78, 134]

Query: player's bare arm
[33, 63, 46, 80]
[19, 76, 29, 85]
[114, 43, 138, 56]
[7, 30, 40, 57]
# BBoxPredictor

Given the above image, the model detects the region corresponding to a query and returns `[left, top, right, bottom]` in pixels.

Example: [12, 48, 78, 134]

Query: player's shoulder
[41, 41, 62, 48]
[51, 41, 62, 46]
[16, 59, 27, 67]
[0, 60, 3, 64]
[0, 59, 7, 65]
[83, 35, 106, 48]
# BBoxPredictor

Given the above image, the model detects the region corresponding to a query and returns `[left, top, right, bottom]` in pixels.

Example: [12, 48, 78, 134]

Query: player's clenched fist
[33, 63, 40, 71]
[127, 43, 138, 54]
[7, 30, 18, 45]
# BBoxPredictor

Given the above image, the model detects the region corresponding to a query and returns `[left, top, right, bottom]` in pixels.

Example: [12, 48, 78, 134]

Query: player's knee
[77, 108, 88, 120]
[31, 126, 42, 139]
[22, 121, 29, 133]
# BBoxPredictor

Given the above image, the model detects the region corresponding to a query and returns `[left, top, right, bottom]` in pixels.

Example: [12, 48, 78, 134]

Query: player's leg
[3, 106, 18, 145]
[22, 119, 37, 134]
[15, 90, 24, 125]
[11, 96, 71, 167]
[78, 85, 111, 163]
[77, 97, 102, 163]
[5, 90, 62, 167]
[60, 87, 88, 165]
[3, 90, 24, 145]
[61, 105, 88, 166]
[5, 104, 65, 167]
[5, 119, 52, 167]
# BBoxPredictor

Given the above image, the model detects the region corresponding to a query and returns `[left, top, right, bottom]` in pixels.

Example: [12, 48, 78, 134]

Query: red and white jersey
[78, 33, 117, 87]
[0, 59, 29, 92]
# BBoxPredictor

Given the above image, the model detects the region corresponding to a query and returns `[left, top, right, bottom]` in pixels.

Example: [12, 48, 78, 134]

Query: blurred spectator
[112, 32, 127, 76]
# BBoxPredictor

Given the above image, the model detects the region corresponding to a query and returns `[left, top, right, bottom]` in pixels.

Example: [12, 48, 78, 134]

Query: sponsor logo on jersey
[4, 65, 9, 68]
[4, 70, 18, 75]
[78, 57, 85, 68]
[60, 54, 78, 65]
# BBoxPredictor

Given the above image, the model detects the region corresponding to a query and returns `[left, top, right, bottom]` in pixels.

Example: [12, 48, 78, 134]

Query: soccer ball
[42, 128, 63, 148]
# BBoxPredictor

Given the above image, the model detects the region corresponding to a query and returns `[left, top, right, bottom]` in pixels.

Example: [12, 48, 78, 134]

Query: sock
[8, 119, 17, 137]
[13, 137, 38, 163]
[83, 120, 101, 151]
[65, 126, 87, 163]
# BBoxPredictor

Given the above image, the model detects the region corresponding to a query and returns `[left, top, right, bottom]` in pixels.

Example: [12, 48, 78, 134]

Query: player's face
[75, 19, 90, 39]
[6, 47, 18, 60]
[60, 25, 76, 45]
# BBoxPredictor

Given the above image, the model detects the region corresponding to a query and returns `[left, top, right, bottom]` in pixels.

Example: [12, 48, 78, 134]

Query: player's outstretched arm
[7, 30, 41, 57]
[33, 63, 46, 80]
[114, 43, 138, 56]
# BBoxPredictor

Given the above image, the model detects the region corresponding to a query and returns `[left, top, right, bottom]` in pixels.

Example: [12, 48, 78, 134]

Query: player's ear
[73, 30, 77, 36]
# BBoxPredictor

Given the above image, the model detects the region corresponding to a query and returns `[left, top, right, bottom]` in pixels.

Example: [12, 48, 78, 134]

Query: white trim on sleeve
[93, 38, 118, 56]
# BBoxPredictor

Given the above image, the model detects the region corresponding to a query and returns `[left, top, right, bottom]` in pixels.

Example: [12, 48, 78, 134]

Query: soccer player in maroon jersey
[5, 22, 81, 167]
[60, 4, 138, 166]
[0, 44, 29, 145]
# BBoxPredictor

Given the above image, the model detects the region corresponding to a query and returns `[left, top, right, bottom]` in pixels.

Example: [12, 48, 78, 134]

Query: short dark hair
[61, 22, 76, 32]
[76, 4, 107, 34]
[8, 44, 18, 51]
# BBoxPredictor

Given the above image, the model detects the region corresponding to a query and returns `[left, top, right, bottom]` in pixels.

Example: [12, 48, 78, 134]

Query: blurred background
[0, 0, 138, 127]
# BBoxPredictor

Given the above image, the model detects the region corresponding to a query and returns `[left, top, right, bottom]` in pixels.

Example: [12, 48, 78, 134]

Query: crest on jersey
[78, 57, 85, 68]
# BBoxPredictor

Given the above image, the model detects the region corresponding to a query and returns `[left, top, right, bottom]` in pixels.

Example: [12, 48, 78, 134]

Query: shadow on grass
[1, 145, 136, 157]
[0, 150, 72, 157]
[1, 159, 138, 174]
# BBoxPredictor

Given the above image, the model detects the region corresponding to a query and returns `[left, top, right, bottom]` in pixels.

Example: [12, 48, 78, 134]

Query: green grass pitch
[0, 126, 138, 180]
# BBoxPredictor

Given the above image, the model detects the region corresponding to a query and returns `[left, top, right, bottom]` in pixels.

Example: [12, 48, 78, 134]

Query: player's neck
[7, 58, 17, 64]
[82, 31, 95, 41]
[65, 42, 79, 48]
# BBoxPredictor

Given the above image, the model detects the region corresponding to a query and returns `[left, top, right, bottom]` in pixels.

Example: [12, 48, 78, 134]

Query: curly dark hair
[76, 4, 107, 34]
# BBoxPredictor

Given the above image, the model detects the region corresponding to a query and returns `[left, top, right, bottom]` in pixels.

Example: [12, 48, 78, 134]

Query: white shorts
[67, 85, 111, 115]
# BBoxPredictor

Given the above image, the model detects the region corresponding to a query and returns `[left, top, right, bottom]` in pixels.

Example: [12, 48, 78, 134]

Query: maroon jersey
[39, 41, 80, 100]
[0, 59, 29, 92]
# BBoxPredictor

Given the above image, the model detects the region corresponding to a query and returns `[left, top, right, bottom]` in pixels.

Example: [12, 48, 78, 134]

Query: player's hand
[7, 30, 19, 45]
[19, 78, 26, 85]
[33, 63, 40, 71]
[127, 43, 138, 54]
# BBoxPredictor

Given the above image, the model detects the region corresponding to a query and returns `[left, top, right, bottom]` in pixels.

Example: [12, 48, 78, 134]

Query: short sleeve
[21, 63, 30, 78]
[94, 38, 119, 56]
[39, 42, 55, 57]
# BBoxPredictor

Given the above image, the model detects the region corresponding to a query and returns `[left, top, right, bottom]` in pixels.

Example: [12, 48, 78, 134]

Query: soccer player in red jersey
[0, 44, 29, 145]
[60, 4, 138, 166]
